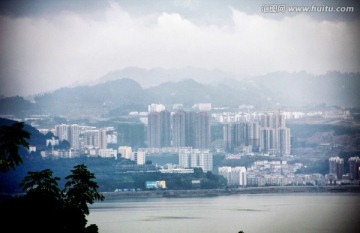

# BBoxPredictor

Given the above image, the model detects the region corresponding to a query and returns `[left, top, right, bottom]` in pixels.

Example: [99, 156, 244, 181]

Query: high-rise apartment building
[329, 156, 344, 180]
[147, 110, 171, 148]
[131, 151, 146, 165]
[84, 129, 107, 149]
[185, 111, 197, 148]
[55, 124, 81, 150]
[247, 122, 260, 150]
[260, 127, 276, 154]
[223, 123, 243, 151]
[99, 129, 107, 149]
[195, 112, 211, 149]
[218, 166, 247, 186]
[278, 128, 291, 155]
[55, 124, 69, 141]
[172, 110, 186, 147]
[179, 149, 213, 172]
[349, 156, 360, 180]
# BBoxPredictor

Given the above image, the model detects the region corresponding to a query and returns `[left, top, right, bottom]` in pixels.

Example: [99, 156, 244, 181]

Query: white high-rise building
[69, 124, 80, 150]
[179, 149, 213, 172]
[131, 151, 146, 165]
[329, 156, 344, 180]
[99, 129, 107, 149]
[55, 124, 69, 141]
[218, 166, 247, 186]
[55, 124, 80, 150]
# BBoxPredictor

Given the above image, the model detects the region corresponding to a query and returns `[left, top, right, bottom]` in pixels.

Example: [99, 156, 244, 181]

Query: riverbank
[102, 185, 360, 199]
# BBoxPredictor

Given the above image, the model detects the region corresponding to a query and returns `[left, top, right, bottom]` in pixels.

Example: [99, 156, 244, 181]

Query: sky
[0, 0, 359, 97]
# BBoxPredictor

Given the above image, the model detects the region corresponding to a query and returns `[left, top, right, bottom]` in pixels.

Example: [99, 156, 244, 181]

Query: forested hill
[0, 118, 47, 148]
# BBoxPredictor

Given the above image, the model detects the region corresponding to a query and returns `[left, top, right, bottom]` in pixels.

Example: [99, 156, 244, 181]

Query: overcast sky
[0, 0, 359, 97]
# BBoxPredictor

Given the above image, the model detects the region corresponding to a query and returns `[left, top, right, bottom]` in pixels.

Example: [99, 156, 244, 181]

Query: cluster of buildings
[40, 103, 292, 160]
[41, 124, 117, 159]
[34, 103, 294, 182]
[147, 104, 211, 149]
[217, 156, 360, 187]
[218, 166, 247, 186]
[28, 102, 359, 188]
[328, 156, 360, 183]
[222, 112, 291, 155]
[218, 160, 322, 187]
[245, 160, 324, 186]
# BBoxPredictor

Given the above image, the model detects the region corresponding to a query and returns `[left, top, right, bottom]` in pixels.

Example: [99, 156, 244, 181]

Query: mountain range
[1, 68, 359, 118]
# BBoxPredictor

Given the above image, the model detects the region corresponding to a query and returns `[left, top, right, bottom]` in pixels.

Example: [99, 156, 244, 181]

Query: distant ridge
[1, 68, 359, 117]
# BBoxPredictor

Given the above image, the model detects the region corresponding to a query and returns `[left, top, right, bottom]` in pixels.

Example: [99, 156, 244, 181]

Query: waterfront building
[179, 149, 213, 172]
[329, 156, 344, 180]
[218, 166, 247, 186]
[349, 156, 360, 180]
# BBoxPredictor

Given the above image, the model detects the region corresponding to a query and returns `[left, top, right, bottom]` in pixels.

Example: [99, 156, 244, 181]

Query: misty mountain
[0, 68, 359, 117]
[32, 78, 146, 116]
[98, 66, 236, 88]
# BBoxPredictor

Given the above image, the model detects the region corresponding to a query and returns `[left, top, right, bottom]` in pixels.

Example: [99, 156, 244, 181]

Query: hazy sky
[0, 0, 359, 97]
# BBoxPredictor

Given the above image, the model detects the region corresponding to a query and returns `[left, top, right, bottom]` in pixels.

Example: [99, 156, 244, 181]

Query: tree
[0, 122, 30, 172]
[0, 165, 104, 233]
[63, 164, 105, 215]
[20, 168, 61, 198]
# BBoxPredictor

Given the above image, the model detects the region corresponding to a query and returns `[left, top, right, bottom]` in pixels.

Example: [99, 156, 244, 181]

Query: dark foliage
[0, 121, 30, 172]
[0, 165, 104, 233]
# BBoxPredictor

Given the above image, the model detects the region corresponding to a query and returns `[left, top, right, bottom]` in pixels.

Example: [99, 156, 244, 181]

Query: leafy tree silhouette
[0, 121, 104, 233]
[0, 122, 30, 172]
[1, 165, 104, 233]
[64, 164, 105, 215]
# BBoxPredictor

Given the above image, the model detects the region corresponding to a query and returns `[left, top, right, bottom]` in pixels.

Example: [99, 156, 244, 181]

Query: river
[88, 193, 360, 233]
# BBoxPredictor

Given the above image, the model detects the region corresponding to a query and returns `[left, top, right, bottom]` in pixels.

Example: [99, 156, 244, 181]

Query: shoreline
[101, 185, 360, 199]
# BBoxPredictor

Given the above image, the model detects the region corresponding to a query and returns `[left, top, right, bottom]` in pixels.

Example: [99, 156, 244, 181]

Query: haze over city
[1, 1, 360, 233]
[1, 0, 359, 98]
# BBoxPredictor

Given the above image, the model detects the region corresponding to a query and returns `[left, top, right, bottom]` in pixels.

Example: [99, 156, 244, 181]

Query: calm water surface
[88, 193, 360, 233]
